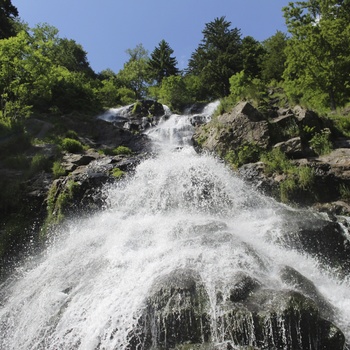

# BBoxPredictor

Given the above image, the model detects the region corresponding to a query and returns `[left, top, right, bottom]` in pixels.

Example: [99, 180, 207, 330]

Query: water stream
[0, 103, 349, 349]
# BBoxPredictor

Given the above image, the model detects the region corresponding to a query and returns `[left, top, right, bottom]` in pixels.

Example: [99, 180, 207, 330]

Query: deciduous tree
[283, 0, 350, 110]
[117, 44, 149, 99]
[261, 31, 288, 83]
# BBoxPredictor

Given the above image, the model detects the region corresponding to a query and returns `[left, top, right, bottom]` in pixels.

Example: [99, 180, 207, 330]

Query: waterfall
[0, 102, 349, 349]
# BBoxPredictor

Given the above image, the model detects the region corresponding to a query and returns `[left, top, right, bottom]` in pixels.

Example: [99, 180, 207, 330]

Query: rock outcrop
[193, 101, 350, 214]
[126, 268, 345, 349]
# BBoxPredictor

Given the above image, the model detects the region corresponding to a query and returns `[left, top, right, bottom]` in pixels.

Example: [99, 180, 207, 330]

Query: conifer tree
[0, 0, 19, 39]
[148, 40, 179, 85]
[187, 16, 242, 99]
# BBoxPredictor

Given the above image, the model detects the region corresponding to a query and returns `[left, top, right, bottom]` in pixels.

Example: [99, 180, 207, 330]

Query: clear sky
[11, 0, 291, 74]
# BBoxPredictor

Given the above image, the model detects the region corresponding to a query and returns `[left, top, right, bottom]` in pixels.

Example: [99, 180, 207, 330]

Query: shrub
[30, 153, 52, 174]
[111, 167, 125, 179]
[61, 137, 84, 153]
[309, 129, 333, 156]
[52, 161, 66, 178]
[339, 184, 350, 201]
[224, 143, 262, 168]
[261, 148, 315, 203]
[102, 145, 133, 156]
[65, 130, 79, 140]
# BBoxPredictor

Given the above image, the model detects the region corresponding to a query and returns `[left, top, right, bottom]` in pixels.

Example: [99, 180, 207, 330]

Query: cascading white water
[0, 102, 349, 349]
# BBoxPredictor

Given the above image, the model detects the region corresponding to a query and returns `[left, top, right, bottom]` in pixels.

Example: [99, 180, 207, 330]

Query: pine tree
[148, 40, 179, 85]
[0, 0, 19, 39]
[187, 16, 242, 99]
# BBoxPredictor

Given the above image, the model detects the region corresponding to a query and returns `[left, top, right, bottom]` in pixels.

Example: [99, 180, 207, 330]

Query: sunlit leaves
[283, 0, 350, 110]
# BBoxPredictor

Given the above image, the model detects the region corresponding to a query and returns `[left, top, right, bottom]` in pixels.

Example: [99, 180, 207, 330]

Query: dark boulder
[216, 289, 345, 350]
[127, 269, 211, 349]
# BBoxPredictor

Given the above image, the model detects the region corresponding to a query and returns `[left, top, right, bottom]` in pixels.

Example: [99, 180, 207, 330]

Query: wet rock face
[126, 269, 345, 350]
[216, 290, 345, 350]
[127, 269, 211, 349]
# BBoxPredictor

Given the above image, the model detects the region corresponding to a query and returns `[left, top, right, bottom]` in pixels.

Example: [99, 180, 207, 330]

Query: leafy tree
[0, 24, 100, 119]
[54, 38, 95, 78]
[95, 69, 122, 107]
[148, 40, 179, 84]
[0, 0, 19, 39]
[157, 75, 190, 111]
[261, 31, 288, 83]
[117, 44, 149, 99]
[187, 16, 243, 99]
[0, 30, 51, 120]
[283, 0, 350, 110]
[241, 36, 265, 79]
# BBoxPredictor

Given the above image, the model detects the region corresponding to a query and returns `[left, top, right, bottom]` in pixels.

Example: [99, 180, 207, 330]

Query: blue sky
[12, 0, 291, 74]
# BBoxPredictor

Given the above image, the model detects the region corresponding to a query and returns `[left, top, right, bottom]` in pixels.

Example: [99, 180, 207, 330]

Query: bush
[111, 167, 125, 179]
[224, 143, 262, 168]
[261, 148, 315, 203]
[61, 137, 84, 153]
[309, 129, 332, 156]
[30, 153, 52, 174]
[102, 145, 133, 156]
[52, 161, 66, 178]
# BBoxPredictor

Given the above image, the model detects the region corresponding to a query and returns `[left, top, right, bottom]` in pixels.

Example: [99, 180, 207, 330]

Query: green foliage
[283, 1, 350, 110]
[229, 71, 267, 107]
[157, 75, 191, 112]
[229, 71, 248, 103]
[95, 79, 120, 108]
[329, 113, 350, 138]
[224, 143, 262, 168]
[187, 16, 243, 99]
[102, 145, 133, 156]
[309, 129, 332, 156]
[261, 31, 288, 83]
[111, 167, 125, 179]
[52, 161, 66, 178]
[132, 101, 142, 115]
[148, 40, 179, 84]
[61, 137, 84, 153]
[339, 184, 350, 201]
[117, 87, 136, 105]
[45, 179, 80, 230]
[261, 148, 315, 203]
[117, 44, 149, 99]
[0, 24, 102, 120]
[30, 153, 51, 174]
[4, 154, 29, 169]
[241, 36, 265, 79]
[0, 0, 19, 39]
